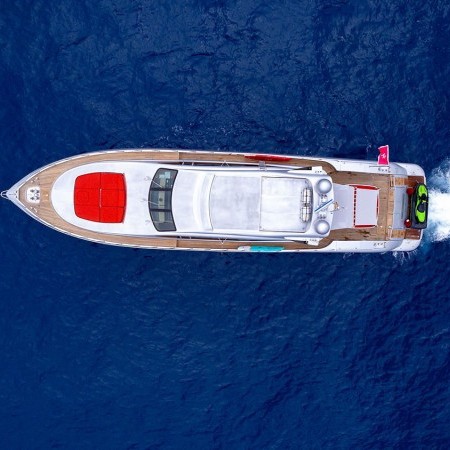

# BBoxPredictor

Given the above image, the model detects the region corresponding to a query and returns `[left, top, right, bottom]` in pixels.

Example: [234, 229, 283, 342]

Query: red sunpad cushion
[74, 188, 100, 206]
[74, 173, 126, 223]
[101, 173, 124, 190]
[100, 207, 124, 223]
[75, 172, 101, 190]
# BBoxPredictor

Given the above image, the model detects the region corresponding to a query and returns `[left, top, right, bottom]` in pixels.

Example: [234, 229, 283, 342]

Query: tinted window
[148, 169, 177, 232]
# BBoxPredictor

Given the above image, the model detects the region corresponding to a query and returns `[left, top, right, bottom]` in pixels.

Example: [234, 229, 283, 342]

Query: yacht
[2, 147, 428, 252]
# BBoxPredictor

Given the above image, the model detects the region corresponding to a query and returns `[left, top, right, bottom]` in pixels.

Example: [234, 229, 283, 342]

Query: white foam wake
[427, 160, 450, 242]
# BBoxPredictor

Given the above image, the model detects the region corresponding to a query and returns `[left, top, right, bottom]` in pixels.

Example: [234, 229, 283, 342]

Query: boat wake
[427, 160, 450, 243]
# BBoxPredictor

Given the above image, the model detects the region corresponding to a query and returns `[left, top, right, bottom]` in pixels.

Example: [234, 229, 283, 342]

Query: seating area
[74, 172, 126, 223]
[331, 184, 379, 229]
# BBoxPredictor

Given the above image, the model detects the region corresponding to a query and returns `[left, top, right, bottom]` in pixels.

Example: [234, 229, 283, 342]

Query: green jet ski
[409, 183, 428, 229]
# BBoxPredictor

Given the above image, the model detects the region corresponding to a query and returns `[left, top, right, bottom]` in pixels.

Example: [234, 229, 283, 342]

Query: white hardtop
[51, 161, 334, 239]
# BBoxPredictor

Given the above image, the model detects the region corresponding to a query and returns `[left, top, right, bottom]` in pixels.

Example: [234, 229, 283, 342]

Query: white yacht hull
[3, 149, 427, 253]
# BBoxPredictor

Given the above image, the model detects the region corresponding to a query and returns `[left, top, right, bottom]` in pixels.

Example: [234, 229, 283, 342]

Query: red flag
[378, 145, 389, 165]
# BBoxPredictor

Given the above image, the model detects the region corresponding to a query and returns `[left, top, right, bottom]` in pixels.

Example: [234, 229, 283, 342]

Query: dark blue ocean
[1, 1, 450, 448]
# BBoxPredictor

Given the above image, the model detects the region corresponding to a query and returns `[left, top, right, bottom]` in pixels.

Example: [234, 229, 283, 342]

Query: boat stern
[388, 163, 428, 250]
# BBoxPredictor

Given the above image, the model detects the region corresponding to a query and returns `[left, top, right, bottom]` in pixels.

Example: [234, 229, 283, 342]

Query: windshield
[148, 169, 177, 231]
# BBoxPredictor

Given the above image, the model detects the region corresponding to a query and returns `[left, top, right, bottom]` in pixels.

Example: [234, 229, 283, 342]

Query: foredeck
[16, 150, 423, 251]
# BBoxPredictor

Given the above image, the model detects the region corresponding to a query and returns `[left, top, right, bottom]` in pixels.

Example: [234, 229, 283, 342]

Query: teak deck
[17, 150, 423, 251]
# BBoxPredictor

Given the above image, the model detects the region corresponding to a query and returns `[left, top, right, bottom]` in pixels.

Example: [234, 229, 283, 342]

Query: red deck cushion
[74, 173, 126, 223]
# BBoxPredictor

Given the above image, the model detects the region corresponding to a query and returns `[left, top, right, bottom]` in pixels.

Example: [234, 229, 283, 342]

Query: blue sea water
[1, 0, 450, 448]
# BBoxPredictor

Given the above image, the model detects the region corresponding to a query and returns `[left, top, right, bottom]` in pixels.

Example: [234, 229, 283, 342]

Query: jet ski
[408, 183, 428, 229]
